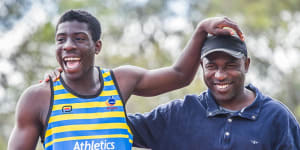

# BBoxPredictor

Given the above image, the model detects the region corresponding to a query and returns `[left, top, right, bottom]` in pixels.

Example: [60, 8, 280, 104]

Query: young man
[7, 10, 243, 150]
[128, 35, 300, 150]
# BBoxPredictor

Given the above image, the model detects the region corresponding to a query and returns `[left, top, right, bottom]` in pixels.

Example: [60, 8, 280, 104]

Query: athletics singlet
[43, 67, 133, 150]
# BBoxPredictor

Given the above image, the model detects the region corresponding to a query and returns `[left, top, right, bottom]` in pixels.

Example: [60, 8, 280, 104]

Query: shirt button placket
[225, 132, 230, 136]
[227, 118, 232, 123]
[223, 117, 232, 149]
[223, 131, 231, 143]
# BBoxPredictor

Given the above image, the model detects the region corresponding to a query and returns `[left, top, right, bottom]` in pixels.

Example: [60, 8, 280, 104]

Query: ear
[95, 40, 102, 55]
[244, 57, 250, 73]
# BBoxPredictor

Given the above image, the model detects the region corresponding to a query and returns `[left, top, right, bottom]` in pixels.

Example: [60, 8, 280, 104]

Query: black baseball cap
[201, 35, 247, 59]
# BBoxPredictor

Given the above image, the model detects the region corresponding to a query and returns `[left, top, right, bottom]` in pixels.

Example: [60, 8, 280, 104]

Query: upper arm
[8, 84, 50, 150]
[280, 114, 300, 150]
[113, 65, 188, 101]
[273, 104, 300, 150]
[127, 106, 168, 148]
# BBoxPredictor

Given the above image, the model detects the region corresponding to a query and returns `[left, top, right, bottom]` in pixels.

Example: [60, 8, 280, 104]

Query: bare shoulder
[112, 65, 146, 102]
[112, 65, 146, 89]
[18, 82, 51, 107]
[16, 82, 52, 125]
[112, 65, 146, 78]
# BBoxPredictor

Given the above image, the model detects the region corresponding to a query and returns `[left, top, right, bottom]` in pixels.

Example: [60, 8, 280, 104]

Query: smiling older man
[128, 35, 300, 150]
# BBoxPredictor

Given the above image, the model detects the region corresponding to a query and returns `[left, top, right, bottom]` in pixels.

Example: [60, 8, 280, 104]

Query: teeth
[64, 57, 80, 61]
[216, 84, 229, 89]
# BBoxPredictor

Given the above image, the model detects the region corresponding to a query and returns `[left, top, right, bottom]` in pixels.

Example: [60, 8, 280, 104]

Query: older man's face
[201, 52, 250, 103]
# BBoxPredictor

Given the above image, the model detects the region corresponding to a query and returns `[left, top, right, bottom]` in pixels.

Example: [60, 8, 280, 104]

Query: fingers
[217, 17, 244, 41]
[48, 67, 62, 82]
[41, 73, 50, 83]
[213, 28, 234, 36]
[56, 67, 63, 73]
[54, 69, 61, 81]
[40, 68, 62, 83]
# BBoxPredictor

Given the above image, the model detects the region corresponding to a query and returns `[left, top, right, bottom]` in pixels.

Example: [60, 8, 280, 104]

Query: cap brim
[201, 48, 244, 59]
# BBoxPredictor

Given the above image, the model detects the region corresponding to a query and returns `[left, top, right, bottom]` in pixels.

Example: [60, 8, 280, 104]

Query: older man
[128, 35, 300, 150]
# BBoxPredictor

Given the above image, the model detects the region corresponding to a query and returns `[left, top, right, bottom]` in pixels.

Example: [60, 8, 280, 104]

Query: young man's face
[201, 52, 250, 103]
[55, 20, 101, 80]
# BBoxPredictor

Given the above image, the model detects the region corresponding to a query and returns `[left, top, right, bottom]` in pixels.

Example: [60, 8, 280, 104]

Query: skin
[8, 17, 243, 150]
[55, 21, 102, 95]
[201, 52, 255, 110]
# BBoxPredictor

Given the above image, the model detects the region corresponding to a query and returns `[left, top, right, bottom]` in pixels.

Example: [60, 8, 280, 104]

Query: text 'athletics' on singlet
[43, 67, 133, 150]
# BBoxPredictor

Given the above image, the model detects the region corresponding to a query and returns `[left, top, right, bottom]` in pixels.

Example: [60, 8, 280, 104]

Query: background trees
[1, 0, 300, 149]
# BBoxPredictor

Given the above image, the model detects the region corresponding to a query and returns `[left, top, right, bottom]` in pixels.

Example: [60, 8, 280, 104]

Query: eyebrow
[56, 32, 89, 38]
[227, 59, 240, 63]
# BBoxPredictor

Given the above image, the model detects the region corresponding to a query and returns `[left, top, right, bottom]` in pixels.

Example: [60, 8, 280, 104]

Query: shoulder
[261, 95, 299, 125]
[249, 84, 296, 120]
[262, 96, 292, 114]
[111, 65, 146, 84]
[20, 82, 51, 104]
[111, 65, 147, 100]
[112, 65, 145, 75]
[16, 82, 51, 124]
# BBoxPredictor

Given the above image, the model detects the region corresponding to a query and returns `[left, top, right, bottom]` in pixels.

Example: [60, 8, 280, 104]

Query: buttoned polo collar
[205, 84, 263, 120]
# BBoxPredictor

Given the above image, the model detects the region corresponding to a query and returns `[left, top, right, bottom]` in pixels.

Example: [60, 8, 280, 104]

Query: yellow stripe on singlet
[53, 85, 64, 91]
[52, 100, 123, 111]
[104, 80, 114, 86]
[53, 81, 114, 91]
[45, 123, 131, 138]
[48, 111, 126, 123]
[99, 90, 118, 96]
[45, 134, 133, 148]
[102, 71, 110, 78]
[53, 90, 118, 100]
[54, 93, 77, 100]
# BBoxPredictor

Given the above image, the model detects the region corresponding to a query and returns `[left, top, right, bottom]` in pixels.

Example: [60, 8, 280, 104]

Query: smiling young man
[7, 9, 244, 150]
[128, 35, 300, 150]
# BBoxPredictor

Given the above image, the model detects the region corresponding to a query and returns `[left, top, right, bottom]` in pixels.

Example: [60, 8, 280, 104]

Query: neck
[62, 67, 100, 96]
[217, 88, 255, 111]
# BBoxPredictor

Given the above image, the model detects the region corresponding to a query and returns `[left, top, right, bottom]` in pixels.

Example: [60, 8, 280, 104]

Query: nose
[63, 38, 76, 51]
[214, 69, 227, 81]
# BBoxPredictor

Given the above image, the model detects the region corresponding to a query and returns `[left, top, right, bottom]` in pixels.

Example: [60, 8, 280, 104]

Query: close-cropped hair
[56, 9, 101, 42]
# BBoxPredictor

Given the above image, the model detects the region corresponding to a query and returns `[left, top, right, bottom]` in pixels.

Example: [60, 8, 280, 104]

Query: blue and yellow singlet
[43, 67, 133, 150]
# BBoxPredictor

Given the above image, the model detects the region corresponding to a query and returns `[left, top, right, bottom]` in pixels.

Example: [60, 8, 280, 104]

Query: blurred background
[1, 0, 300, 149]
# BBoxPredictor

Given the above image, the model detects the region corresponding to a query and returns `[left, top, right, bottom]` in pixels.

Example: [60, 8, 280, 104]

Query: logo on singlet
[62, 105, 72, 113]
[105, 96, 116, 106]
[105, 96, 118, 111]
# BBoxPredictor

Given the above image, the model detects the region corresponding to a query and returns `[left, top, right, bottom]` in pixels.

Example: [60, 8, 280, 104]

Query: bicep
[133, 67, 185, 96]
[8, 86, 45, 150]
[114, 65, 186, 98]
[8, 123, 40, 150]
[8, 107, 41, 150]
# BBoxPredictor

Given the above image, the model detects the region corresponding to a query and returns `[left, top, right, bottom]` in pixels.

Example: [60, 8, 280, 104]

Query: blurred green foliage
[1, 0, 300, 149]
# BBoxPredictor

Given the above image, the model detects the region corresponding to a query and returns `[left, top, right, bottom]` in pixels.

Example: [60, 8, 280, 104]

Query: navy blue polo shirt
[128, 84, 300, 150]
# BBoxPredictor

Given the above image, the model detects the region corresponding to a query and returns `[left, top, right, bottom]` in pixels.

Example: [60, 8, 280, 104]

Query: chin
[63, 71, 84, 81]
[212, 92, 235, 102]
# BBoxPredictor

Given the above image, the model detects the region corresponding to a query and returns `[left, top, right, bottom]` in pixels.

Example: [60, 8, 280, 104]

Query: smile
[214, 82, 232, 91]
[216, 84, 229, 89]
[64, 57, 81, 61]
[63, 57, 81, 70]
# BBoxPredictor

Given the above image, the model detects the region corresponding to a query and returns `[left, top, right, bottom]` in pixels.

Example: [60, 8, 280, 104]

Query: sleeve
[274, 106, 300, 150]
[127, 103, 171, 148]
[288, 117, 300, 150]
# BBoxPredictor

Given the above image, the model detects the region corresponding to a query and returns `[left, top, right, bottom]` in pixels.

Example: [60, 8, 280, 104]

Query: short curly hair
[56, 9, 101, 42]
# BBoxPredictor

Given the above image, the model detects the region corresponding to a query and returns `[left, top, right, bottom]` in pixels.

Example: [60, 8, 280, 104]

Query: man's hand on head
[197, 17, 244, 41]
[41, 67, 62, 83]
